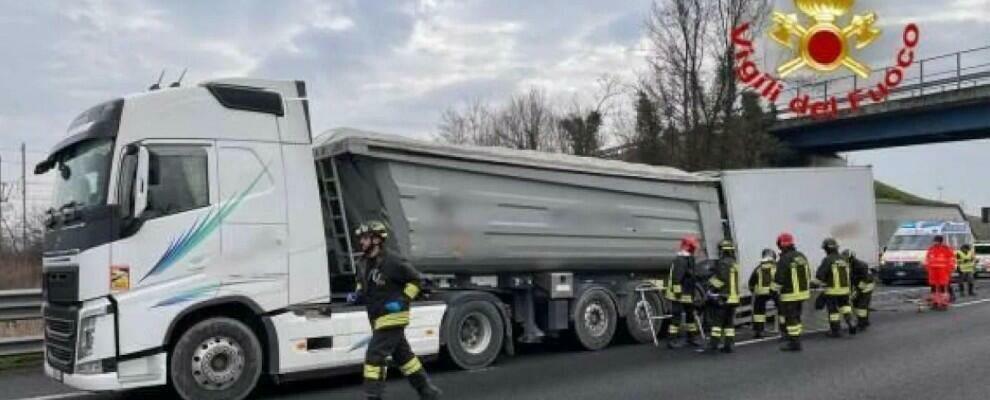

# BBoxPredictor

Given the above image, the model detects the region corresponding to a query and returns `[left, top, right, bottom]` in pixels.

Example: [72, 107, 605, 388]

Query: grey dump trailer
[312, 128, 723, 358]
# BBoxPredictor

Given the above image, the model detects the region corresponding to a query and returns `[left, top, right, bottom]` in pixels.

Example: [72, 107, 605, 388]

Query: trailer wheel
[444, 300, 504, 370]
[572, 288, 618, 351]
[169, 317, 262, 400]
[626, 290, 664, 344]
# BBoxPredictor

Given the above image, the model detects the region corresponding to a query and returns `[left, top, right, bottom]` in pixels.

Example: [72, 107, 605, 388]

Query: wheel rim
[458, 311, 493, 355]
[191, 336, 245, 391]
[584, 301, 609, 337]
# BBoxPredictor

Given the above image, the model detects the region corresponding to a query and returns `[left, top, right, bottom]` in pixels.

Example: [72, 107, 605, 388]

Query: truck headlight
[77, 315, 98, 360]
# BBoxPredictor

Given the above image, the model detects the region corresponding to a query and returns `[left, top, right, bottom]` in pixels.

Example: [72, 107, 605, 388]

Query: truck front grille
[44, 304, 78, 373]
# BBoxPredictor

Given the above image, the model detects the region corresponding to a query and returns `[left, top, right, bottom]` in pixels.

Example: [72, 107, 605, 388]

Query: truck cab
[36, 79, 434, 398]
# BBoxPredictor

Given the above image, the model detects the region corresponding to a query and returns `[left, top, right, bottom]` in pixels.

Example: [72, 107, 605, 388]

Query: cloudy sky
[1, 0, 989, 213]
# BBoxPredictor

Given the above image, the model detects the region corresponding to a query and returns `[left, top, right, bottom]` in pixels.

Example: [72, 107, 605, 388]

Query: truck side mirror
[134, 146, 150, 219]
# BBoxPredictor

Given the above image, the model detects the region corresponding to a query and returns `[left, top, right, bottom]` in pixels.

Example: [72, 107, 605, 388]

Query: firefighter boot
[847, 317, 858, 336]
[780, 336, 802, 352]
[826, 322, 841, 338]
[857, 318, 869, 332]
[721, 337, 734, 353]
[666, 336, 684, 349]
[408, 370, 442, 400]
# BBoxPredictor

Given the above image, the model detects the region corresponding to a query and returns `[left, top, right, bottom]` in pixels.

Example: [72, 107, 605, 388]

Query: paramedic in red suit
[924, 235, 955, 308]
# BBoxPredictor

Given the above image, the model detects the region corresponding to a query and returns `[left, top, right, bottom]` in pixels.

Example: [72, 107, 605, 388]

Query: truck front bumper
[45, 351, 167, 392]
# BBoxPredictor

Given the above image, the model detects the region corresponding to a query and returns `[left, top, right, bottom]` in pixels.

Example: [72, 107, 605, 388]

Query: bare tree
[437, 88, 563, 152]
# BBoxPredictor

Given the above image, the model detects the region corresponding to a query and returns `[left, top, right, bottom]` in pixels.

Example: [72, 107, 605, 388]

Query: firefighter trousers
[778, 300, 803, 340]
[667, 301, 699, 338]
[710, 304, 736, 342]
[752, 294, 780, 333]
[363, 327, 431, 398]
[824, 294, 854, 334]
[852, 290, 872, 327]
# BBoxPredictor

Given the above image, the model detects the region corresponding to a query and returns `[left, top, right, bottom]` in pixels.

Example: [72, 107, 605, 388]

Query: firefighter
[774, 232, 811, 352]
[815, 238, 856, 337]
[350, 221, 441, 400]
[665, 236, 701, 349]
[845, 249, 874, 332]
[705, 239, 741, 354]
[748, 248, 778, 338]
[956, 244, 977, 297]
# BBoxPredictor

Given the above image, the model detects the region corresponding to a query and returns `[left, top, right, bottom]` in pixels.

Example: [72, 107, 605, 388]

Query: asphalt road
[3, 284, 990, 400]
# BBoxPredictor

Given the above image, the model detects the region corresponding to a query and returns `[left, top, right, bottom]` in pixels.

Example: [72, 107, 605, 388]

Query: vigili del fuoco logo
[732, 0, 920, 119]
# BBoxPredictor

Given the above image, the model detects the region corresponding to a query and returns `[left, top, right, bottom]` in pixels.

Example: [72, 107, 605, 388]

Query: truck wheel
[444, 300, 504, 370]
[573, 288, 618, 351]
[169, 317, 262, 400]
[626, 290, 664, 344]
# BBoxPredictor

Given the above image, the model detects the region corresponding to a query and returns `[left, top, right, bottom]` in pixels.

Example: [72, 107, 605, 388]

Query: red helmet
[679, 235, 699, 252]
[776, 232, 795, 249]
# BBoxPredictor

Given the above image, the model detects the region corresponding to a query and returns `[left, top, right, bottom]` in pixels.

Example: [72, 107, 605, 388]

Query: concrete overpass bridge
[770, 45, 990, 155]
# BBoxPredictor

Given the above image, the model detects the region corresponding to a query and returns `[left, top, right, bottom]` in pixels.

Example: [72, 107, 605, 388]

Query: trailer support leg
[514, 288, 545, 343]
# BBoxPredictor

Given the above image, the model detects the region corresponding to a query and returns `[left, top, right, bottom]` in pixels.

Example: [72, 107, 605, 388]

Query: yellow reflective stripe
[403, 283, 420, 299]
[781, 292, 809, 302]
[839, 305, 852, 314]
[668, 325, 680, 334]
[364, 364, 383, 379]
[753, 314, 766, 323]
[754, 287, 771, 295]
[679, 295, 693, 303]
[825, 287, 850, 295]
[671, 284, 682, 294]
[786, 324, 803, 335]
[770, 283, 782, 292]
[400, 357, 423, 376]
[374, 311, 411, 330]
[858, 282, 875, 292]
[709, 277, 724, 288]
[711, 327, 723, 337]
[829, 313, 841, 321]
[686, 323, 699, 332]
[724, 328, 735, 337]
[855, 308, 869, 317]
[728, 265, 739, 304]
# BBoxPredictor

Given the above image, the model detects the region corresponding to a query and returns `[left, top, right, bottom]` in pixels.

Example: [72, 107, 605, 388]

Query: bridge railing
[773, 45, 990, 119]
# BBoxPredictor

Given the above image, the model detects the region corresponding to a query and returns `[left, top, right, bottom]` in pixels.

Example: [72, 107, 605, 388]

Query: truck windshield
[50, 139, 114, 210]
[887, 233, 971, 251]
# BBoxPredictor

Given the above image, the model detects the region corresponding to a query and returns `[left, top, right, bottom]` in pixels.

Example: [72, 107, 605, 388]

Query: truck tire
[169, 317, 262, 400]
[572, 287, 618, 351]
[625, 290, 664, 344]
[444, 299, 504, 370]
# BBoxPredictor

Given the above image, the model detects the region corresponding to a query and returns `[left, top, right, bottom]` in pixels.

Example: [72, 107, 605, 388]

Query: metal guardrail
[0, 336, 43, 357]
[0, 289, 44, 357]
[0, 289, 43, 321]
[774, 45, 990, 119]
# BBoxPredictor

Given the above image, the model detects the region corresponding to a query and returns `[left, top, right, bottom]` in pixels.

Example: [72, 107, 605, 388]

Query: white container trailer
[711, 167, 881, 296]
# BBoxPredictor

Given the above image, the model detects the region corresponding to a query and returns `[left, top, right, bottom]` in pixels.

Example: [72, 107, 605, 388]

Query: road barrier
[0, 289, 42, 321]
[0, 289, 44, 357]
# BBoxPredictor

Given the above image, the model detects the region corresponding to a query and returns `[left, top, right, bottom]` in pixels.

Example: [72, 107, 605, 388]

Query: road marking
[14, 393, 93, 400]
[952, 297, 990, 308]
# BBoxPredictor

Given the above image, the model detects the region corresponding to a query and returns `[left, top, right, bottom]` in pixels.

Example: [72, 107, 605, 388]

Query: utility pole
[21, 143, 27, 252]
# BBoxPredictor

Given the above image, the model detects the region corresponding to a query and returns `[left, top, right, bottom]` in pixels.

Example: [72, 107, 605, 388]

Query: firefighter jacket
[816, 252, 852, 296]
[748, 260, 777, 296]
[956, 249, 977, 273]
[849, 256, 875, 294]
[709, 256, 741, 305]
[774, 248, 811, 302]
[357, 250, 424, 330]
[665, 253, 696, 303]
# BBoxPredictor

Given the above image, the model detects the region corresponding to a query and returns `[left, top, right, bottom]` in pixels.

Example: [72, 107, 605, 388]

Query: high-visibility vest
[709, 261, 740, 305]
[956, 250, 977, 273]
[753, 262, 776, 296]
[825, 258, 851, 296]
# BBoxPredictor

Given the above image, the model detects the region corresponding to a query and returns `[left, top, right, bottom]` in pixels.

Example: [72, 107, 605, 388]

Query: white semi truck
[36, 78, 878, 399]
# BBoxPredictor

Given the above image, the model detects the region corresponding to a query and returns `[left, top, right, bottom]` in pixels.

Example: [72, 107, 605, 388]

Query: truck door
[112, 141, 222, 355]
